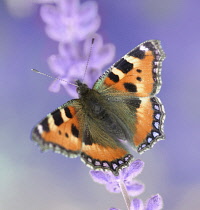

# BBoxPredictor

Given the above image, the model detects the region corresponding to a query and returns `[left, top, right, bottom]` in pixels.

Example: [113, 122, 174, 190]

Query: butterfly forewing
[32, 99, 83, 157]
[93, 40, 165, 97]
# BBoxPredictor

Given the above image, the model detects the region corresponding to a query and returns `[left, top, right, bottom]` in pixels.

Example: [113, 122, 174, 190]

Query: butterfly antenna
[31, 69, 78, 87]
[82, 38, 95, 83]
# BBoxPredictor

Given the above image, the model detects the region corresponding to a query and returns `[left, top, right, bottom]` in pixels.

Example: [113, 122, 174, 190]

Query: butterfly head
[76, 80, 90, 97]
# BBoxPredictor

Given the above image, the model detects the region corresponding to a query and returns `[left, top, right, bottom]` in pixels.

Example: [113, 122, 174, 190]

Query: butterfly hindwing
[127, 96, 165, 153]
[32, 99, 83, 157]
[81, 143, 133, 176]
[81, 121, 133, 175]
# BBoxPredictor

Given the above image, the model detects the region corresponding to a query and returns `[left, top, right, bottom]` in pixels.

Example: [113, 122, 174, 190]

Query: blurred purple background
[1, 0, 200, 209]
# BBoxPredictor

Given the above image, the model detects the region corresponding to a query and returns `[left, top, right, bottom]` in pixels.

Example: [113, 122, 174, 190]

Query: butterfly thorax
[76, 80, 104, 117]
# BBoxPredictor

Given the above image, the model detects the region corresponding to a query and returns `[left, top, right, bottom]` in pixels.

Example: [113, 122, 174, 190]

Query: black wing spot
[108, 72, 119, 83]
[52, 110, 64, 126]
[136, 69, 142, 73]
[84, 136, 93, 145]
[58, 130, 62, 135]
[136, 77, 142, 81]
[64, 107, 73, 118]
[65, 133, 69, 138]
[128, 47, 145, 59]
[83, 129, 93, 145]
[124, 83, 137, 92]
[144, 42, 154, 51]
[41, 118, 50, 132]
[84, 139, 93, 145]
[71, 124, 79, 138]
[114, 58, 133, 73]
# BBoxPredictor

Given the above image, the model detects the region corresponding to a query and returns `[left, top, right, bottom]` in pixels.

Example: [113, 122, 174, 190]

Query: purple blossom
[40, 0, 101, 43]
[110, 194, 163, 210]
[48, 34, 115, 97]
[90, 159, 145, 197]
[39, 0, 115, 97]
[145, 195, 163, 210]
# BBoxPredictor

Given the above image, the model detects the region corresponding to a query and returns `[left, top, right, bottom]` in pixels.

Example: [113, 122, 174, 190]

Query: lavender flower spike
[48, 34, 115, 97]
[38, 0, 116, 97]
[90, 159, 145, 197]
[40, 0, 101, 43]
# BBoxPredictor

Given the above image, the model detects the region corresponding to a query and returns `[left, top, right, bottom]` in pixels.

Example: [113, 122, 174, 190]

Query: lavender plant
[90, 160, 163, 210]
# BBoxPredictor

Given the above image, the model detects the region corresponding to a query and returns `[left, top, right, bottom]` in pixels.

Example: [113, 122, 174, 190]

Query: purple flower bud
[130, 198, 144, 210]
[145, 194, 163, 210]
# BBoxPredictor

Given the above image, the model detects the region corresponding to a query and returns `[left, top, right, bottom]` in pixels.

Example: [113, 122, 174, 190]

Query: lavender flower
[91, 160, 163, 210]
[39, 0, 115, 97]
[90, 159, 145, 197]
[110, 194, 163, 210]
[145, 195, 163, 210]
[40, 0, 101, 43]
[47, 34, 115, 97]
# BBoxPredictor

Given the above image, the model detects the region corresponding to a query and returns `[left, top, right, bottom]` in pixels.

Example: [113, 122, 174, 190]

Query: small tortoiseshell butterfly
[32, 40, 165, 175]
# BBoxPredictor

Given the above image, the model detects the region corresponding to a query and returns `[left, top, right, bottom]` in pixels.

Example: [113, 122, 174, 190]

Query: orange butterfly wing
[32, 99, 83, 157]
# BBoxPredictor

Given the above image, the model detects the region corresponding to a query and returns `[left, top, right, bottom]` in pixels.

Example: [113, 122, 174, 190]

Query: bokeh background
[1, 0, 200, 209]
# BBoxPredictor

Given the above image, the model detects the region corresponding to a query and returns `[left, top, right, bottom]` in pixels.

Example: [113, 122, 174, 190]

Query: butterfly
[31, 40, 166, 175]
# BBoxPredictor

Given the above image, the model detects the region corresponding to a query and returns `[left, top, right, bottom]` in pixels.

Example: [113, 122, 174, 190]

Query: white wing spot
[147, 137, 153, 143]
[140, 45, 149, 52]
[155, 114, 160, 120]
[37, 125, 43, 134]
[153, 132, 159, 137]
[154, 122, 159, 129]
[154, 105, 159, 110]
